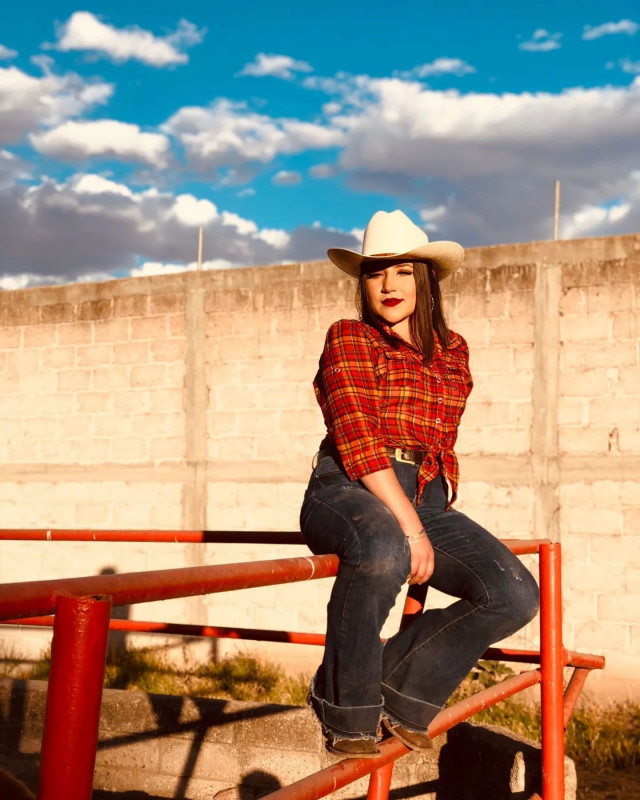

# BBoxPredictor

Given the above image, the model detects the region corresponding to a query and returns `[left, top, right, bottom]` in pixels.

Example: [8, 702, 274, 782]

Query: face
[364, 262, 417, 339]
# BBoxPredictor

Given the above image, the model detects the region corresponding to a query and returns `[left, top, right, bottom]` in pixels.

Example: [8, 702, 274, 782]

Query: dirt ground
[577, 767, 640, 799]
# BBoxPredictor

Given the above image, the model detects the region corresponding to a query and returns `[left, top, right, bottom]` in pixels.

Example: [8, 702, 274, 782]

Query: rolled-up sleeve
[314, 319, 392, 480]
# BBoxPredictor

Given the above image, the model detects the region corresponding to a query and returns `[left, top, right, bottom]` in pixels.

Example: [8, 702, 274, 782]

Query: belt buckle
[394, 447, 414, 464]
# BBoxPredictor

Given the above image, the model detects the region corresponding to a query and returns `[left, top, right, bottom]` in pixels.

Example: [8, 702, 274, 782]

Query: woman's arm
[360, 468, 434, 585]
[317, 321, 433, 584]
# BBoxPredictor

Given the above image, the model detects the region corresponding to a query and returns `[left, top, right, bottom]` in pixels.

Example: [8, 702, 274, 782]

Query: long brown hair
[356, 260, 450, 363]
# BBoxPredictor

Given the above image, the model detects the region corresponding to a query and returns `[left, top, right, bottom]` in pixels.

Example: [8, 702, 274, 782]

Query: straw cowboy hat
[327, 210, 464, 281]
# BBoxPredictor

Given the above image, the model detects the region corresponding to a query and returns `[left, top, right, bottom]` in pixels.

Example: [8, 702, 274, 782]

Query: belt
[385, 446, 425, 466]
[317, 445, 426, 467]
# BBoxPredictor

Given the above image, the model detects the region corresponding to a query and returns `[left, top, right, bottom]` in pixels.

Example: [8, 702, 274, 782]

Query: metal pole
[367, 762, 394, 800]
[197, 227, 204, 270]
[37, 595, 111, 800]
[563, 668, 590, 727]
[0, 554, 340, 620]
[554, 181, 560, 240]
[539, 542, 564, 800]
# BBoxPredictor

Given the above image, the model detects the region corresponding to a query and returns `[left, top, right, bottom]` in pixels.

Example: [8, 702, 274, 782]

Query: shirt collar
[379, 322, 443, 356]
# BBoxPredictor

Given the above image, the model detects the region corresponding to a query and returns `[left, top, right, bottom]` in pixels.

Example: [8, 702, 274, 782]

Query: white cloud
[582, 20, 638, 40]
[54, 12, 205, 67]
[396, 58, 476, 80]
[338, 78, 640, 181]
[168, 194, 219, 227]
[130, 261, 190, 277]
[221, 209, 258, 235]
[0, 148, 30, 186]
[309, 163, 336, 179]
[164, 99, 344, 174]
[563, 202, 632, 238]
[238, 53, 313, 80]
[73, 174, 134, 198]
[30, 120, 171, 166]
[326, 75, 640, 244]
[256, 228, 290, 248]
[419, 205, 447, 230]
[302, 72, 379, 112]
[272, 170, 302, 186]
[420, 205, 447, 221]
[0, 273, 32, 290]
[620, 58, 640, 75]
[0, 64, 112, 145]
[519, 29, 563, 52]
[131, 258, 237, 277]
[323, 102, 342, 115]
[0, 167, 365, 285]
[0, 45, 18, 60]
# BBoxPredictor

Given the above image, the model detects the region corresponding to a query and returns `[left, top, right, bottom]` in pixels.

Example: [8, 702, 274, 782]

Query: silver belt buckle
[394, 447, 413, 464]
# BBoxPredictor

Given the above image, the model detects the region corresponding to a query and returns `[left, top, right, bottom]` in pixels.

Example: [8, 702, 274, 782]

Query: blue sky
[0, 1, 638, 286]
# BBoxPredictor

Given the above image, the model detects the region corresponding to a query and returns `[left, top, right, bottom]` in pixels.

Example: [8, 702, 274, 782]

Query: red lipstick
[382, 298, 402, 307]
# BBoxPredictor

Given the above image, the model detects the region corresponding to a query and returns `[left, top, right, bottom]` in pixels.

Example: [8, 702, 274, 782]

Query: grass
[4, 646, 309, 706]
[3, 649, 637, 771]
[448, 660, 640, 771]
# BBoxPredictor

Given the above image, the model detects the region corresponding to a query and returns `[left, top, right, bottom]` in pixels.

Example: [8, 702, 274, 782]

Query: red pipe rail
[38, 596, 111, 800]
[0, 528, 307, 544]
[0, 554, 339, 620]
[3, 618, 605, 673]
[0, 532, 605, 800]
[0, 528, 537, 554]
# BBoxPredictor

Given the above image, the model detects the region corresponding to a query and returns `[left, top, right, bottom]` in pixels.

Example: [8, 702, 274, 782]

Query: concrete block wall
[0, 679, 577, 800]
[0, 234, 639, 697]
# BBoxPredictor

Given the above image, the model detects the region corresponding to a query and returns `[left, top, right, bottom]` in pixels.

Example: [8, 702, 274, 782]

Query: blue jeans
[299, 453, 539, 740]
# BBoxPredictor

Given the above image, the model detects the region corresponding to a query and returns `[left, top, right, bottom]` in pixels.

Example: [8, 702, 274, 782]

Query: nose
[381, 270, 396, 293]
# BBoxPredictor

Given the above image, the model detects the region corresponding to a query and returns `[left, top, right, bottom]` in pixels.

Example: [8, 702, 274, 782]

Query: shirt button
[438, 397, 443, 403]
[435, 417, 441, 424]
[334, 368, 341, 373]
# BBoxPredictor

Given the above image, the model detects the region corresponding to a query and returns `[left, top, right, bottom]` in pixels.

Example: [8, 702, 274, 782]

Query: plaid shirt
[313, 318, 473, 505]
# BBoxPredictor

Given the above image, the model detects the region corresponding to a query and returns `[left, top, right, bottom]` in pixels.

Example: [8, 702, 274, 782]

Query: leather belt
[318, 445, 425, 467]
[385, 446, 425, 466]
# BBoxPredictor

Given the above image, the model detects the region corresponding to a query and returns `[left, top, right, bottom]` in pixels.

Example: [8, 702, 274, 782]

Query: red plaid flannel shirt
[313, 318, 473, 505]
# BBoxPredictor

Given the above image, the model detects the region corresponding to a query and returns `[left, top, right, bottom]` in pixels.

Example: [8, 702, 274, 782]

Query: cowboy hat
[327, 210, 463, 280]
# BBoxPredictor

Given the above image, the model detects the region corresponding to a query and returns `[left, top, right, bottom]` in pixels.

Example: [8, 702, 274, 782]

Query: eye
[398, 269, 414, 276]
[365, 271, 383, 279]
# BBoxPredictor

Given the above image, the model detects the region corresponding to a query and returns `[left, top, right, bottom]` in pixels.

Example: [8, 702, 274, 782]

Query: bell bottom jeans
[299, 454, 539, 741]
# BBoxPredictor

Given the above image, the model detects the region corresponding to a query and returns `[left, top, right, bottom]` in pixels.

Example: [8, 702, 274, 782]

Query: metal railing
[0, 530, 605, 800]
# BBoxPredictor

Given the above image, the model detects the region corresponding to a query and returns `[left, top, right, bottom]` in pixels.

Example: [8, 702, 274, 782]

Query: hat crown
[362, 210, 429, 258]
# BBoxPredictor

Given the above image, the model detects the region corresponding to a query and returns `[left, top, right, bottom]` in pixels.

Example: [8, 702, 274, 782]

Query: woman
[300, 210, 539, 758]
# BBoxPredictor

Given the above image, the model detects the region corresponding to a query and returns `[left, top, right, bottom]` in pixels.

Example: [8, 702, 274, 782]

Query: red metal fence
[0, 530, 604, 800]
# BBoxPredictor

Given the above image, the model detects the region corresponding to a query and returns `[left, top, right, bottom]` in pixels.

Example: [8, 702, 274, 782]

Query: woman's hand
[407, 535, 434, 585]
[359, 467, 435, 585]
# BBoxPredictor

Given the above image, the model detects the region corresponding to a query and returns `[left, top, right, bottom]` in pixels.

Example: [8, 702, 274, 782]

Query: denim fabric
[300, 454, 539, 739]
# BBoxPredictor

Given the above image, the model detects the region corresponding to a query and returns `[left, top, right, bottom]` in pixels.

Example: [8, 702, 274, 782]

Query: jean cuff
[308, 680, 381, 739]
[381, 682, 441, 731]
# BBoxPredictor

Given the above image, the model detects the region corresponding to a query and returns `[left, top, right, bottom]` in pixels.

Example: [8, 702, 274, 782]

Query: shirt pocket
[438, 352, 472, 404]
[377, 350, 428, 412]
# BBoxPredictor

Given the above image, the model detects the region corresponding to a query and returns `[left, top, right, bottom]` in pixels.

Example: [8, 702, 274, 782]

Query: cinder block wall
[0, 234, 638, 698]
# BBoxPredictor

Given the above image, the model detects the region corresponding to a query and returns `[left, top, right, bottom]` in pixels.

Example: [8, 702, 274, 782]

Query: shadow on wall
[0, 680, 38, 797]
[100, 566, 130, 666]
[90, 770, 282, 800]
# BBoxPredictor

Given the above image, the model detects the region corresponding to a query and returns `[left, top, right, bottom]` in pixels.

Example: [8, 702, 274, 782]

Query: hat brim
[327, 242, 464, 281]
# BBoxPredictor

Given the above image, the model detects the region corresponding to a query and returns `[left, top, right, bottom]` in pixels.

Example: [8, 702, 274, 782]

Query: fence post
[539, 543, 564, 800]
[367, 762, 394, 800]
[37, 594, 111, 800]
